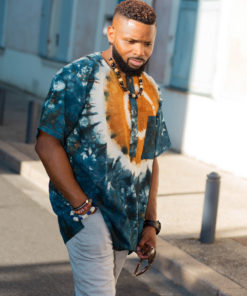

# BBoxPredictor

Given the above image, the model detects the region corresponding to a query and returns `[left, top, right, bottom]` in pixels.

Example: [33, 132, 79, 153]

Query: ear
[107, 25, 115, 45]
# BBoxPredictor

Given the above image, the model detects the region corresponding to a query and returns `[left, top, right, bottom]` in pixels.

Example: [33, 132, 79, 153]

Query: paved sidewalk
[1, 163, 192, 296]
[1, 87, 247, 295]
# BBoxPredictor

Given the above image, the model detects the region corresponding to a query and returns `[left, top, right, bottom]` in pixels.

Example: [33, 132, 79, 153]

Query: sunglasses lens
[134, 261, 149, 276]
[134, 249, 156, 276]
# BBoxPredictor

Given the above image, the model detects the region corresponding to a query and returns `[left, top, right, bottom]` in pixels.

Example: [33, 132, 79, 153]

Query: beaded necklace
[108, 57, 143, 99]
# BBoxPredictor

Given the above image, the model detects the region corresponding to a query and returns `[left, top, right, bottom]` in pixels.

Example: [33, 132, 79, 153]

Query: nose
[133, 43, 145, 57]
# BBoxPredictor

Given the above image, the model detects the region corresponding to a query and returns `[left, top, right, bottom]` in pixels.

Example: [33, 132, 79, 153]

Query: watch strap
[143, 220, 161, 235]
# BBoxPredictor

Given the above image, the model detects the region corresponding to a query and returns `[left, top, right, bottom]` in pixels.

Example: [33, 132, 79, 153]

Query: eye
[127, 40, 136, 44]
[144, 42, 152, 47]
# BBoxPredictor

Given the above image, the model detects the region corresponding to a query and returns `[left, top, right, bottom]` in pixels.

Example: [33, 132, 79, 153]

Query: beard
[112, 45, 149, 76]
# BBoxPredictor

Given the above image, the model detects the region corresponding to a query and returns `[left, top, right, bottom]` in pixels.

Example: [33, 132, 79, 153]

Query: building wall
[163, 87, 247, 178]
[0, 0, 118, 96]
[72, 0, 100, 59]
[0, 0, 246, 178]
[0, 0, 113, 97]
[5, 0, 42, 55]
[162, 0, 247, 178]
[0, 48, 63, 97]
[216, 0, 247, 102]
[148, 0, 175, 83]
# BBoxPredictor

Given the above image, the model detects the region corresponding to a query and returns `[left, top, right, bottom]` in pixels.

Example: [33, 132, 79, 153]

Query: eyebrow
[126, 38, 152, 43]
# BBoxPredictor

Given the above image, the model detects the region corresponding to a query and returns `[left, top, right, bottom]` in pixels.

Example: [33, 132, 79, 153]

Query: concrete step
[0, 140, 49, 193]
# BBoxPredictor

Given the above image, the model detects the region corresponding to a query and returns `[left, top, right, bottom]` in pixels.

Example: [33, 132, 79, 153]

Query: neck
[101, 48, 112, 66]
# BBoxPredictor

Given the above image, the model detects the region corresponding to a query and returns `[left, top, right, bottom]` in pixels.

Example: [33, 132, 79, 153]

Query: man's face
[107, 15, 156, 72]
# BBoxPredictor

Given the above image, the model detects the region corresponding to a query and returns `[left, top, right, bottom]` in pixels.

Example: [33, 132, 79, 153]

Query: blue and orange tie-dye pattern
[38, 52, 171, 251]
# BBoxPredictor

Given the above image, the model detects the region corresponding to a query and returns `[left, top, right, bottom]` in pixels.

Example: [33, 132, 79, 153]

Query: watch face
[156, 221, 161, 233]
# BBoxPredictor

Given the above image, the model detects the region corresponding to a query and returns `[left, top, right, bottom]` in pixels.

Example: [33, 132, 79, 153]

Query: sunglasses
[134, 248, 156, 276]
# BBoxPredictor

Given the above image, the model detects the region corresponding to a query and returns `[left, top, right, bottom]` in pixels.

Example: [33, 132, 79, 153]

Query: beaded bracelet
[71, 206, 97, 222]
[73, 199, 93, 215]
[73, 199, 92, 212]
[74, 203, 92, 215]
[73, 200, 88, 211]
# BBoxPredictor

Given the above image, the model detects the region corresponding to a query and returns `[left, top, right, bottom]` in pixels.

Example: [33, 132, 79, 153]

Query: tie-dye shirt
[38, 52, 171, 251]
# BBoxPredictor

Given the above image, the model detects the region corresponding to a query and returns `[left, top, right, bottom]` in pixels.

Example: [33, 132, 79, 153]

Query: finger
[138, 236, 152, 252]
[136, 244, 152, 259]
[136, 251, 149, 259]
[138, 238, 145, 249]
[136, 247, 144, 258]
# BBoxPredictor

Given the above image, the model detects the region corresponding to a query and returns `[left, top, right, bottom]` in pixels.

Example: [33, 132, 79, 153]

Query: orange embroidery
[105, 72, 159, 164]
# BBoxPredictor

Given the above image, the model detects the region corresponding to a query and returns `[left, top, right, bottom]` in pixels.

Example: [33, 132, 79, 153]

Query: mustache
[128, 57, 146, 62]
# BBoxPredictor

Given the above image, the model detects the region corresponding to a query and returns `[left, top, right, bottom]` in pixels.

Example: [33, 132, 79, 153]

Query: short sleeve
[154, 95, 171, 157]
[37, 73, 66, 143]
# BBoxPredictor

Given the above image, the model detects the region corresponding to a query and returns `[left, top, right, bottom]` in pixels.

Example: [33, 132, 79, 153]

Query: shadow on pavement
[0, 261, 73, 296]
[116, 269, 160, 296]
[0, 261, 160, 296]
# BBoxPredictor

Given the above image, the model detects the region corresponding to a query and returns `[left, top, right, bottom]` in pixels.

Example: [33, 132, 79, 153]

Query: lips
[129, 58, 144, 67]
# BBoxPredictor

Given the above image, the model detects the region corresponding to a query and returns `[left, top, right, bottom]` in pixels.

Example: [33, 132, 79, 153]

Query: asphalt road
[0, 162, 191, 296]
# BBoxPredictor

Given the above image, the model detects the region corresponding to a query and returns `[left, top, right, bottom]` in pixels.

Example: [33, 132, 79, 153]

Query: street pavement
[1, 85, 247, 295]
[0, 163, 192, 296]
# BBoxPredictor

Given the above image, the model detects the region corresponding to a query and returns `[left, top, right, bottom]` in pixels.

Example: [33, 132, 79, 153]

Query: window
[170, 0, 199, 91]
[0, 0, 7, 48]
[39, 0, 74, 62]
[170, 0, 220, 95]
[46, 0, 62, 59]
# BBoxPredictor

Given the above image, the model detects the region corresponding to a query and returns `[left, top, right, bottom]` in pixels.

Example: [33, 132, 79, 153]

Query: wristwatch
[143, 220, 161, 235]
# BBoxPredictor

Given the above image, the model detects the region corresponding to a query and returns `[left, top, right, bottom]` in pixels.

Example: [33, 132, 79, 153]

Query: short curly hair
[114, 0, 156, 25]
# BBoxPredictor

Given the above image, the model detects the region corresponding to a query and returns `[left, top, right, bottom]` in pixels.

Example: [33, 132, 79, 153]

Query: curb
[0, 140, 49, 193]
[124, 239, 246, 296]
[0, 140, 246, 296]
[153, 238, 246, 296]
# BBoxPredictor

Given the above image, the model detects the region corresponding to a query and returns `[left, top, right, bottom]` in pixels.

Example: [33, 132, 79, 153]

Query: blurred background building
[0, 0, 246, 178]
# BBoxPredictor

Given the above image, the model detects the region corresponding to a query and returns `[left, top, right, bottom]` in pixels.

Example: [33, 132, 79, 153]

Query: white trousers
[66, 209, 128, 296]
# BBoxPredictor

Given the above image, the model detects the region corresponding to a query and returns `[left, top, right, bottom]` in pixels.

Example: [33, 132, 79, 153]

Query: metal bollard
[0, 88, 6, 125]
[25, 100, 40, 143]
[200, 172, 221, 244]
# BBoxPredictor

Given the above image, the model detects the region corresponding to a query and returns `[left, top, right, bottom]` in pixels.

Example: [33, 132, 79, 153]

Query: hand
[136, 226, 156, 259]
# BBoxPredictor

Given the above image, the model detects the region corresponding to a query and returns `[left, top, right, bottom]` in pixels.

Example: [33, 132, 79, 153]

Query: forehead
[113, 15, 156, 41]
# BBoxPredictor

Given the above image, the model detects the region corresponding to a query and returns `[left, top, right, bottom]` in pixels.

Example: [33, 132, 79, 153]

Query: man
[36, 0, 171, 295]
